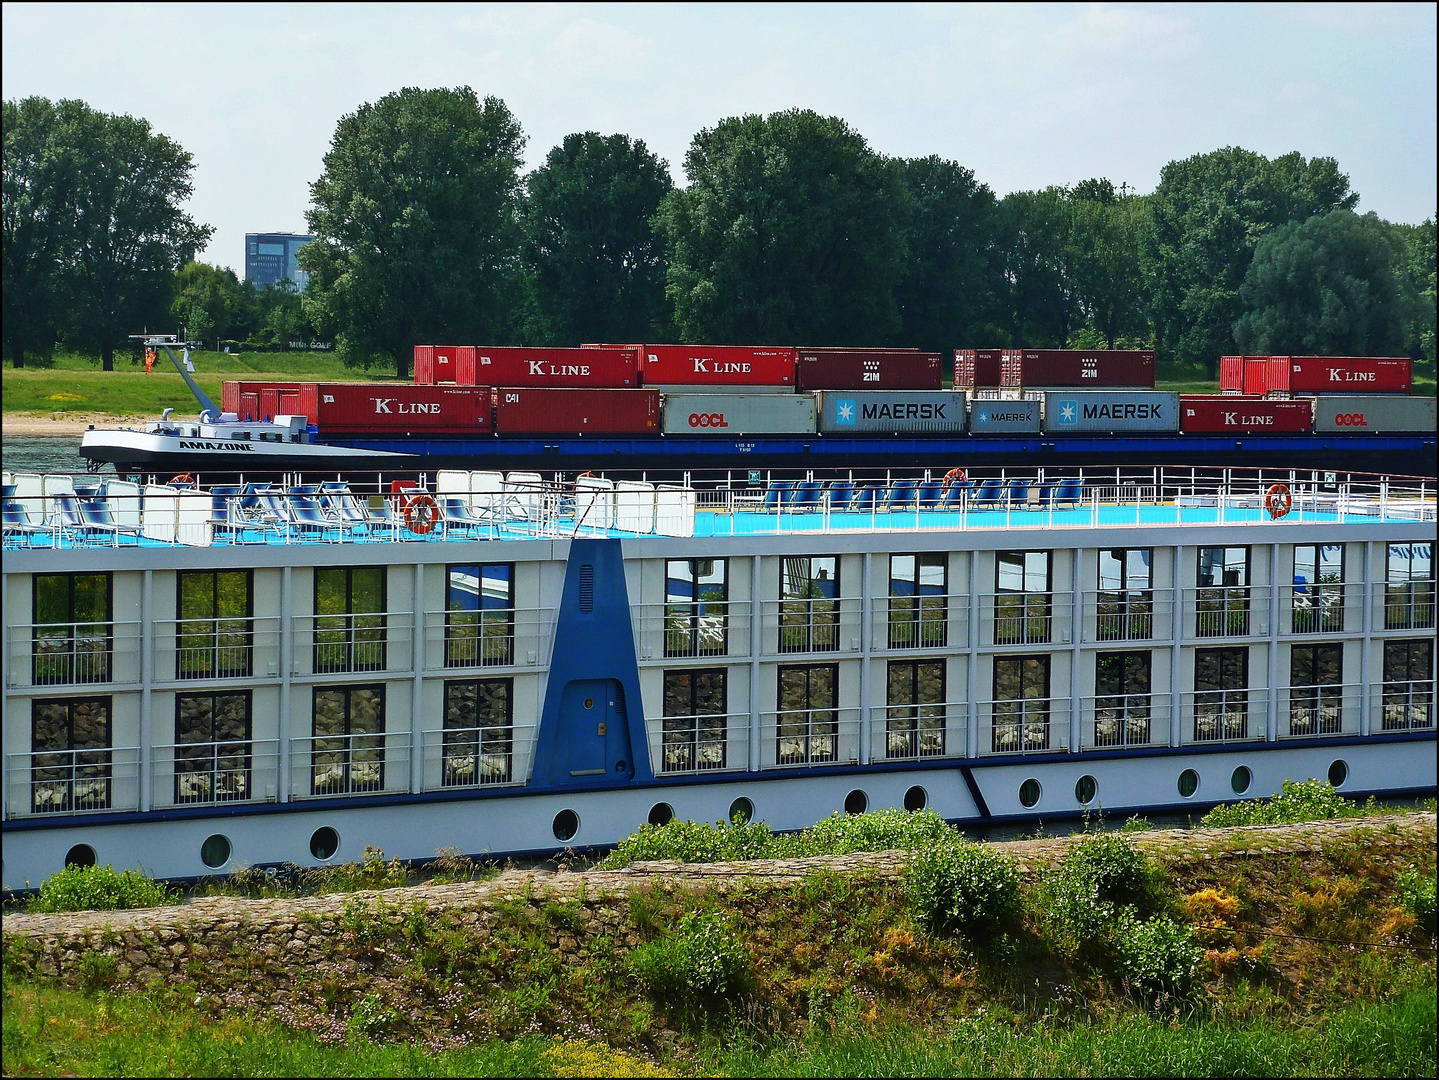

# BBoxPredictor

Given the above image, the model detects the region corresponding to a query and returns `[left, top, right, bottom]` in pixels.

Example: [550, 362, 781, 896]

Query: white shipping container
[1311, 395, 1437, 433]
[660, 393, 817, 435]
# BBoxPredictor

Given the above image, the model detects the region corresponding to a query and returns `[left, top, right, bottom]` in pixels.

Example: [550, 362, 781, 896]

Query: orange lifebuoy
[404, 494, 439, 534]
[1265, 483, 1292, 520]
[169, 473, 195, 486]
[943, 468, 967, 488]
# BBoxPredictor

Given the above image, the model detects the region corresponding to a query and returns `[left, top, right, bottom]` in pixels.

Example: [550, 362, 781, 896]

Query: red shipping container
[433, 345, 461, 383]
[795, 349, 942, 391]
[222, 381, 319, 424]
[636, 344, 796, 387]
[316, 384, 493, 435]
[464, 346, 639, 388]
[414, 345, 436, 385]
[953, 349, 1004, 389]
[453, 346, 478, 385]
[1219, 356, 1246, 393]
[493, 388, 660, 436]
[1242, 357, 1289, 397]
[1179, 395, 1313, 434]
[1283, 356, 1412, 395]
[1005, 350, 1156, 388]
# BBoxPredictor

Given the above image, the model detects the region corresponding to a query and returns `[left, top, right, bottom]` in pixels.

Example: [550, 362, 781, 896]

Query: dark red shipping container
[1003, 350, 1156, 388]
[636, 344, 796, 387]
[1282, 356, 1412, 395]
[452, 346, 478, 385]
[493, 387, 660, 436]
[1242, 357, 1290, 397]
[953, 349, 1004, 389]
[316, 384, 493, 435]
[1219, 356, 1246, 393]
[414, 345, 436, 385]
[432, 345, 464, 383]
[459, 346, 639, 388]
[795, 349, 943, 391]
[1179, 395, 1313, 434]
[221, 381, 320, 424]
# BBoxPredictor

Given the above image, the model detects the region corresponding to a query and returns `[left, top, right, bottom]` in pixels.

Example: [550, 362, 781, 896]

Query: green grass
[2, 350, 400, 418]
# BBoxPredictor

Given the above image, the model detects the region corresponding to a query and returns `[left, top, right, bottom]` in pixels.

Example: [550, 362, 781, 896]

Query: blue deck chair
[851, 485, 881, 513]
[208, 486, 250, 542]
[971, 479, 1005, 508]
[763, 481, 794, 512]
[2, 487, 50, 545]
[1055, 478, 1084, 506]
[80, 497, 137, 542]
[825, 480, 855, 512]
[1005, 478, 1031, 507]
[790, 480, 824, 512]
[940, 479, 972, 510]
[917, 479, 945, 510]
[286, 492, 347, 541]
[56, 495, 123, 544]
[882, 479, 918, 512]
[439, 496, 491, 536]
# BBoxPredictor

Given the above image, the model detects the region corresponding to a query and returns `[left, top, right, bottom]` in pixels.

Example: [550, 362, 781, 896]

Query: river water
[2, 436, 87, 475]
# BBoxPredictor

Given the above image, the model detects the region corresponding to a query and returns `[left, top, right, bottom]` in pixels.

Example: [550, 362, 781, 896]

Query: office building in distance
[245, 233, 313, 289]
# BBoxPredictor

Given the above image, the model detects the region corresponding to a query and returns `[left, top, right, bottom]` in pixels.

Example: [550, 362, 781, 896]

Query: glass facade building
[245, 233, 312, 289]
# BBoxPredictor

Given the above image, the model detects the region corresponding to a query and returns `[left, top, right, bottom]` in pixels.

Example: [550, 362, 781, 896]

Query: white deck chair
[574, 475, 615, 531]
[505, 472, 544, 523]
[469, 471, 505, 518]
[10, 474, 46, 526]
[41, 474, 78, 524]
[615, 480, 656, 534]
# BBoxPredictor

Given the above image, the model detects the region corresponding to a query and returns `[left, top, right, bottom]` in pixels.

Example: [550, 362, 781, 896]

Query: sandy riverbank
[3, 412, 156, 436]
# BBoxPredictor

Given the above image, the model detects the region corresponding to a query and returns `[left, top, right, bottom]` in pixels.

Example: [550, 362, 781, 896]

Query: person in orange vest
[144, 347, 156, 373]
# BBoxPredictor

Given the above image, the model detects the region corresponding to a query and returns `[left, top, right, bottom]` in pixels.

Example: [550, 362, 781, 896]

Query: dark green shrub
[774, 808, 957, 857]
[1397, 865, 1437, 934]
[601, 818, 776, 868]
[29, 864, 175, 913]
[906, 840, 1022, 944]
[1114, 914, 1203, 1007]
[1201, 778, 1373, 827]
[1042, 832, 1159, 953]
[629, 910, 750, 1000]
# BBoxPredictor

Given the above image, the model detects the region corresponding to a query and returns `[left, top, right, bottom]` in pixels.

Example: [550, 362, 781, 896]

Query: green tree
[62, 103, 211, 370]
[1147, 146, 1356, 374]
[3, 97, 83, 368]
[657, 109, 908, 345]
[996, 187, 1076, 347]
[170, 261, 246, 348]
[302, 87, 525, 377]
[1234, 209, 1410, 357]
[1068, 182, 1150, 347]
[1391, 219, 1436, 368]
[521, 132, 673, 346]
[892, 155, 1002, 352]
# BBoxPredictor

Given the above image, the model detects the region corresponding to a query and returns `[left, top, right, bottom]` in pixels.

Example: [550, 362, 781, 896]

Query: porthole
[648, 802, 674, 827]
[1328, 759, 1348, 788]
[1178, 769, 1199, 799]
[728, 797, 754, 825]
[584, 697, 595, 709]
[200, 834, 232, 870]
[844, 789, 868, 815]
[1019, 778, 1041, 808]
[553, 809, 580, 843]
[309, 826, 339, 861]
[1231, 766, 1252, 795]
[903, 785, 928, 812]
[1075, 775, 1098, 806]
[65, 844, 97, 868]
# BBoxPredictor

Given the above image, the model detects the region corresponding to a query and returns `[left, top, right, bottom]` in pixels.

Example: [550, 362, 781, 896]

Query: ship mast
[130, 333, 221, 422]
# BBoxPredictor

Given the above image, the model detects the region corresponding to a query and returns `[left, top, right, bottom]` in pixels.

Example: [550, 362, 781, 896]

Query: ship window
[886, 660, 946, 758]
[994, 552, 1051, 645]
[175, 691, 253, 804]
[648, 803, 674, 827]
[844, 789, 868, 815]
[310, 827, 339, 860]
[1288, 644, 1343, 736]
[1328, 759, 1348, 787]
[903, 785, 928, 811]
[1178, 769, 1199, 798]
[1292, 545, 1344, 633]
[665, 559, 729, 657]
[661, 669, 727, 773]
[1094, 652, 1152, 747]
[1381, 639, 1434, 731]
[1019, 778, 1042, 808]
[200, 834, 232, 869]
[778, 664, 839, 765]
[1097, 549, 1153, 641]
[1385, 543, 1435, 630]
[1075, 775, 1098, 805]
[445, 564, 515, 667]
[1196, 547, 1251, 637]
[177, 570, 253, 679]
[728, 797, 754, 825]
[32, 573, 113, 685]
[888, 554, 947, 648]
[779, 557, 840, 653]
[1194, 647, 1249, 741]
[311, 685, 385, 795]
[65, 844, 97, 868]
[1230, 766, 1252, 794]
[314, 568, 386, 673]
[30, 697, 111, 814]
[553, 809, 580, 842]
[442, 679, 513, 786]
[991, 656, 1050, 752]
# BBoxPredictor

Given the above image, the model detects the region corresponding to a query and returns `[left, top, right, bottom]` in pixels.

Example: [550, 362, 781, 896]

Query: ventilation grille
[578, 564, 594, 612]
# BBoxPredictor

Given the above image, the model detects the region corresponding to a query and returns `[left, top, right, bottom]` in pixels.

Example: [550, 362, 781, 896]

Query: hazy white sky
[4, 2, 1434, 272]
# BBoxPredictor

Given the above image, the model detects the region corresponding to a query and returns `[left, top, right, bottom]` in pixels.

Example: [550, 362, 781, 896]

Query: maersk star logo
[835, 399, 856, 424]
[977, 411, 990, 425]
[1058, 400, 1078, 425]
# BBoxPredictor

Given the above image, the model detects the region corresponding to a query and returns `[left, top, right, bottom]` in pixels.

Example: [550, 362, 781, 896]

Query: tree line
[5, 89, 1435, 379]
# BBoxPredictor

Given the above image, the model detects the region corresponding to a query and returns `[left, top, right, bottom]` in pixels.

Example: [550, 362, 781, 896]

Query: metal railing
[760, 707, 862, 768]
[978, 592, 1073, 647]
[978, 696, 1070, 755]
[423, 608, 556, 670]
[420, 725, 535, 790]
[154, 616, 281, 682]
[871, 594, 963, 651]
[1082, 691, 1169, 749]
[12, 621, 142, 688]
[290, 730, 411, 798]
[874, 700, 966, 760]
[1182, 689, 1268, 744]
[632, 601, 752, 661]
[645, 712, 748, 775]
[293, 612, 412, 676]
[1281, 582, 1353, 635]
[151, 739, 281, 806]
[1276, 683, 1361, 739]
[1184, 586, 1269, 639]
[760, 599, 861, 656]
[6, 746, 141, 817]
[1375, 679, 1436, 732]
[1382, 584, 1437, 631]
[1080, 589, 1173, 643]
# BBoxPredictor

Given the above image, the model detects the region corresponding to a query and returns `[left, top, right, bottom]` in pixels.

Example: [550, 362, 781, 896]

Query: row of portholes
[1017, 759, 1350, 810]
[65, 826, 343, 873]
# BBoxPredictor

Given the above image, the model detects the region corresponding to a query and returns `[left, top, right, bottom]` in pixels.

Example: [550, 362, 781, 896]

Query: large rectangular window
[1289, 644, 1342, 736]
[174, 691, 252, 803]
[1095, 651, 1152, 747]
[1196, 547, 1251, 637]
[314, 567, 386, 673]
[779, 557, 840, 653]
[995, 552, 1051, 645]
[665, 560, 728, 658]
[662, 669, 728, 772]
[30, 697, 111, 813]
[888, 554, 947, 649]
[1382, 639, 1433, 732]
[442, 679, 513, 786]
[1385, 543, 1435, 631]
[991, 655, 1050, 752]
[1291, 545, 1345, 634]
[32, 573, 112, 685]
[311, 685, 385, 794]
[177, 570, 252, 679]
[778, 664, 838, 764]
[1097, 548, 1153, 641]
[886, 660, 946, 758]
[1194, 647, 1248, 741]
[445, 564, 515, 667]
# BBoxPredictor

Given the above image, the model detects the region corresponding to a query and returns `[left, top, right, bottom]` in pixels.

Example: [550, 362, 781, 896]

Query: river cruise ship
[2, 465, 1434, 885]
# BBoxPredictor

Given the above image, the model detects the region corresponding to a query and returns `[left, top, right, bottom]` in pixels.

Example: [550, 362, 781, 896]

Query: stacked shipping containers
[220, 382, 494, 434]
[795, 349, 943, 391]
[1223, 355, 1413, 396]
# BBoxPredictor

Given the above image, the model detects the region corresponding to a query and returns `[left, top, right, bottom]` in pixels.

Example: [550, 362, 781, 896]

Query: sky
[4, 2, 1435, 272]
